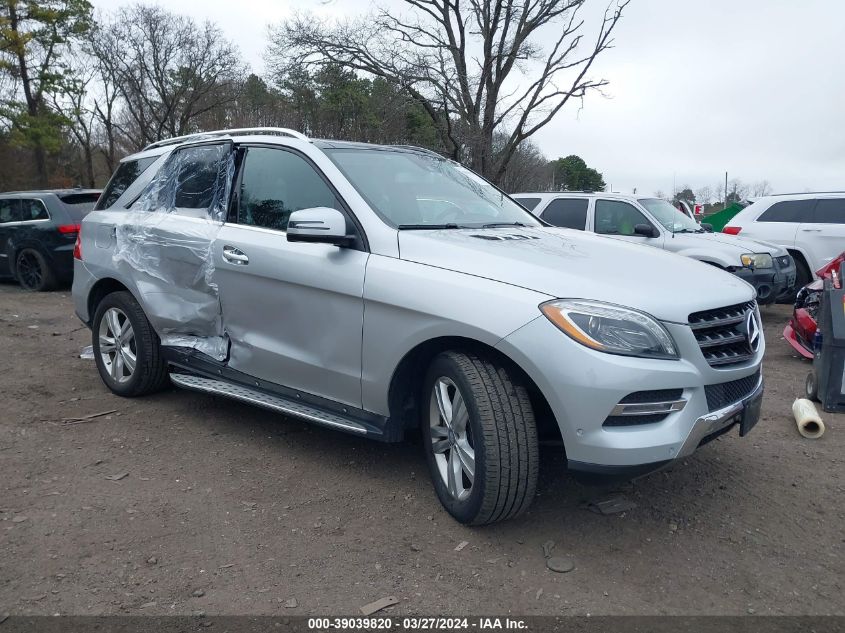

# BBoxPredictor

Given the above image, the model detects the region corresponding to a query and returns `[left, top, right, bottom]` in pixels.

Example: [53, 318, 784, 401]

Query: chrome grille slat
[689, 301, 757, 368]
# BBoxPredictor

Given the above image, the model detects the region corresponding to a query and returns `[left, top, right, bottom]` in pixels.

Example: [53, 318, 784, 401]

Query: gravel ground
[1, 283, 842, 616]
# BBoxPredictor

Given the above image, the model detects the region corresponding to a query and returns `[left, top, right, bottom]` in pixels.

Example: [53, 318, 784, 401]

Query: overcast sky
[92, 0, 845, 199]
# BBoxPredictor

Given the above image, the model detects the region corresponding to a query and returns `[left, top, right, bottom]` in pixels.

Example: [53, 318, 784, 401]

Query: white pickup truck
[514, 191, 796, 304]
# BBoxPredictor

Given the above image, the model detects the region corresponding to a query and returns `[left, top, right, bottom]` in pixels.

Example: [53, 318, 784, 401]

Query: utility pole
[724, 171, 728, 209]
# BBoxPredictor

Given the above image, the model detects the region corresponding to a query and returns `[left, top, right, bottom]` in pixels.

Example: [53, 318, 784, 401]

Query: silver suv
[73, 128, 765, 525]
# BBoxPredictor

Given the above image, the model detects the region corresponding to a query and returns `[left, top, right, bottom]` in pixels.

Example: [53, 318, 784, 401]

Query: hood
[669, 231, 786, 256]
[398, 226, 755, 323]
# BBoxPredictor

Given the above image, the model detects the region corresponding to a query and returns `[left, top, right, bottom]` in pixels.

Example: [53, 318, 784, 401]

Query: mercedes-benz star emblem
[745, 310, 761, 353]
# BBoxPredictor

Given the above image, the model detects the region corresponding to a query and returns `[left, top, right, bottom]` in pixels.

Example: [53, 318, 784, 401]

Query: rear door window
[542, 198, 588, 230]
[20, 199, 49, 221]
[757, 199, 815, 222]
[812, 198, 845, 224]
[96, 156, 157, 210]
[171, 144, 232, 212]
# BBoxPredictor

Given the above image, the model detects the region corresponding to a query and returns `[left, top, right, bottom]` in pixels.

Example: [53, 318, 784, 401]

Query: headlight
[539, 299, 678, 359]
[741, 253, 773, 268]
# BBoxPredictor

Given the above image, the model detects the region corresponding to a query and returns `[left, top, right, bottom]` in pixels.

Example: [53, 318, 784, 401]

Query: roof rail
[143, 127, 309, 151]
[516, 190, 597, 194]
[391, 144, 443, 158]
[770, 190, 845, 197]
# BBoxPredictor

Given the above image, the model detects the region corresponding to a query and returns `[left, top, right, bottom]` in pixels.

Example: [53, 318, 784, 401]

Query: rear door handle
[801, 228, 823, 232]
[222, 245, 249, 265]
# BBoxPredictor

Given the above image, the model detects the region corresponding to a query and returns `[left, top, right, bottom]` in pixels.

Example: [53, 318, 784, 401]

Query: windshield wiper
[397, 223, 464, 230]
[481, 222, 527, 228]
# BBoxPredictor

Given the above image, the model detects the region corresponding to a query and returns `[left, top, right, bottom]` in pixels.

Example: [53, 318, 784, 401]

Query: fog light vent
[603, 389, 686, 427]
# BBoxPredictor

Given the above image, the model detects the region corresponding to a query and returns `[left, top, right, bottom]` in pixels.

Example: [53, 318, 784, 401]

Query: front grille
[704, 369, 762, 412]
[689, 301, 757, 367]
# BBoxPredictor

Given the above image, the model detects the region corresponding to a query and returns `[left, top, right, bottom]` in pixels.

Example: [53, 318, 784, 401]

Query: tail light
[723, 226, 742, 235]
[73, 227, 82, 260]
[57, 223, 81, 235]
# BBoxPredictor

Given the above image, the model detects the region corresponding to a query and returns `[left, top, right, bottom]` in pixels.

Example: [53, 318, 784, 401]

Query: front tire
[421, 351, 539, 525]
[92, 291, 169, 397]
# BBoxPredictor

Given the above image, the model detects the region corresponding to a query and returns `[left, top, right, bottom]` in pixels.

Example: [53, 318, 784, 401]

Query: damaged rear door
[113, 141, 235, 359]
[213, 145, 368, 409]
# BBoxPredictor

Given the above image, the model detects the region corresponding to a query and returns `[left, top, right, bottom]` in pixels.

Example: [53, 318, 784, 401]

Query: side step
[169, 373, 368, 435]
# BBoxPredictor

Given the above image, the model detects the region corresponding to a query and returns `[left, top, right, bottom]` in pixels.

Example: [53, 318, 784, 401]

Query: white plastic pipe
[792, 399, 825, 439]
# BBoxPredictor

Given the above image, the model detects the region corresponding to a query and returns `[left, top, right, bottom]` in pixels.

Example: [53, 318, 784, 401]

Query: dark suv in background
[0, 189, 101, 290]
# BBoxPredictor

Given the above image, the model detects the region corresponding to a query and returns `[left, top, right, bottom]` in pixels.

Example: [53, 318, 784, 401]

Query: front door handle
[222, 245, 249, 265]
[801, 228, 823, 232]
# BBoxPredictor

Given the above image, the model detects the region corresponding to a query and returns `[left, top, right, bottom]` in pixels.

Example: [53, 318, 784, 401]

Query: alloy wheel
[16, 251, 43, 290]
[98, 307, 137, 384]
[429, 377, 475, 501]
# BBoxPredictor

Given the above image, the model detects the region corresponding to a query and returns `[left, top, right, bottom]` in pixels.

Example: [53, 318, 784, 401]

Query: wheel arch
[87, 278, 139, 325]
[386, 336, 560, 443]
[787, 248, 811, 274]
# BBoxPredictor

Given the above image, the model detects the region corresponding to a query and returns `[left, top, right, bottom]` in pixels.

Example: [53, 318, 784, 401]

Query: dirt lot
[0, 282, 843, 617]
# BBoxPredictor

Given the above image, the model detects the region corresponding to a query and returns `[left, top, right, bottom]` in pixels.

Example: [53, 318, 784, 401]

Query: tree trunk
[84, 145, 95, 188]
[33, 145, 48, 188]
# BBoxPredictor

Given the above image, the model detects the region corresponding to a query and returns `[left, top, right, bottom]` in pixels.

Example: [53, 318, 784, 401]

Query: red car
[784, 251, 845, 358]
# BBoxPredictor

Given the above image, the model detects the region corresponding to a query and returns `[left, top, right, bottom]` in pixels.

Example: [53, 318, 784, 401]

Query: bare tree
[269, 0, 629, 185]
[727, 178, 748, 203]
[496, 136, 552, 193]
[51, 52, 98, 187]
[750, 179, 772, 197]
[695, 185, 712, 205]
[91, 4, 245, 149]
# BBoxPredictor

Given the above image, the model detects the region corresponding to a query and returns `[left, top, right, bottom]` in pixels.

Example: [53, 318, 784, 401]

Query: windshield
[325, 148, 541, 228]
[638, 198, 702, 233]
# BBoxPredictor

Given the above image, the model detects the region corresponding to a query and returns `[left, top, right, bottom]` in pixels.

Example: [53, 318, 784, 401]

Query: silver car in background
[73, 128, 764, 525]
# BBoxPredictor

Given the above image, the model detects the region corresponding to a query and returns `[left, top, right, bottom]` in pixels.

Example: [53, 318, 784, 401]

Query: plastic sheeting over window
[112, 142, 235, 361]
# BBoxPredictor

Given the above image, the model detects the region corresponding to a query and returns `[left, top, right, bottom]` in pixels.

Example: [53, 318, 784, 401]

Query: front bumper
[733, 257, 796, 304]
[496, 315, 765, 475]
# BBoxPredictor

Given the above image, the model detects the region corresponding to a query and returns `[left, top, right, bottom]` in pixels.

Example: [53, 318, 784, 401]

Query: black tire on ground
[805, 371, 819, 402]
[15, 248, 57, 291]
[92, 291, 170, 397]
[421, 351, 539, 525]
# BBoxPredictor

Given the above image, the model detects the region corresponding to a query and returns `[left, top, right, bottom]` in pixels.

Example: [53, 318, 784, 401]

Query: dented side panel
[112, 142, 235, 360]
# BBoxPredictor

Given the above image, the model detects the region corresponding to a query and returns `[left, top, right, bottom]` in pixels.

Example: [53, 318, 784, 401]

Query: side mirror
[633, 223, 659, 238]
[701, 223, 714, 233]
[287, 207, 355, 247]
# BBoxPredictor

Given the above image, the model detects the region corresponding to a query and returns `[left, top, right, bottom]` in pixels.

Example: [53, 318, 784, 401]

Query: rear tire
[92, 291, 169, 397]
[15, 248, 56, 291]
[421, 351, 539, 525]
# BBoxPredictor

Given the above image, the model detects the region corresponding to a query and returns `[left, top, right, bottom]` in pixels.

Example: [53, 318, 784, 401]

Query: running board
[169, 373, 368, 435]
